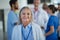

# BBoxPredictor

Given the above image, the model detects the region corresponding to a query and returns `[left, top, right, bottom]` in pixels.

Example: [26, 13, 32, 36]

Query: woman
[12, 7, 45, 40]
[45, 5, 59, 40]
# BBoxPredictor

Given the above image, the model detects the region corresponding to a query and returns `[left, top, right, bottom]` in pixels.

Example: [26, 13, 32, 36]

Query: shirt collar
[33, 8, 40, 12]
[10, 10, 15, 14]
[22, 22, 32, 29]
[33, 7, 41, 14]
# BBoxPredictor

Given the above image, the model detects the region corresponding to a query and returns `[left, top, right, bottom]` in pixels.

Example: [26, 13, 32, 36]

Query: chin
[15, 8, 18, 10]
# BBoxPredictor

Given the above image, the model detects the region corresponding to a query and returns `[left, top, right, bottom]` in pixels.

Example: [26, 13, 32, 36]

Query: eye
[27, 13, 30, 15]
[22, 13, 25, 15]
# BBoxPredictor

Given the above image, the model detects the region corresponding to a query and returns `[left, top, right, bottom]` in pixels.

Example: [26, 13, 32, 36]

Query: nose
[23, 13, 28, 18]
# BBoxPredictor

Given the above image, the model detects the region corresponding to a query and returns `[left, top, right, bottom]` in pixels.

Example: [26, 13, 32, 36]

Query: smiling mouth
[22, 18, 28, 21]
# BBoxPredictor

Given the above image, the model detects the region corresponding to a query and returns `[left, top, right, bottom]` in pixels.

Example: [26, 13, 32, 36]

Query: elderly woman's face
[20, 8, 32, 24]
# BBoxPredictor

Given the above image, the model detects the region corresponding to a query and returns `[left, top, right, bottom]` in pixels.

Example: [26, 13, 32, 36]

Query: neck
[50, 13, 54, 15]
[23, 24, 28, 28]
[11, 7, 16, 12]
[23, 22, 30, 28]
[34, 6, 38, 11]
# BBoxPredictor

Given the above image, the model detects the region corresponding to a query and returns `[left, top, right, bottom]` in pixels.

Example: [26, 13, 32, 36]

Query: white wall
[0, 0, 10, 9]
[18, 0, 27, 8]
[0, 0, 27, 9]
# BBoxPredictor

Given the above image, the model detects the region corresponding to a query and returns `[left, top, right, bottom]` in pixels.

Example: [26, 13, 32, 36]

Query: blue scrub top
[7, 10, 18, 40]
[46, 15, 59, 40]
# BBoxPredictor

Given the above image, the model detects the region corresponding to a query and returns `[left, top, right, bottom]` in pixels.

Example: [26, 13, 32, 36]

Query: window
[41, 0, 51, 3]
[27, 0, 51, 4]
[27, 0, 33, 4]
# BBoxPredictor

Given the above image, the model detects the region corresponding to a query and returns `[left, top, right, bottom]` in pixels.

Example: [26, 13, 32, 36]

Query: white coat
[31, 7, 48, 30]
[12, 22, 45, 40]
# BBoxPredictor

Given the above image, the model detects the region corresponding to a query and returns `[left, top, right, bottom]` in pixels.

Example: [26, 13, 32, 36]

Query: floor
[0, 29, 7, 40]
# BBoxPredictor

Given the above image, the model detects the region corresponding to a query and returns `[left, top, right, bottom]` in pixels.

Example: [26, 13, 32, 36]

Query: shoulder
[8, 11, 15, 16]
[54, 16, 58, 20]
[39, 8, 48, 20]
[39, 8, 48, 17]
[8, 11, 13, 14]
[50, 15, 57, 18]
[32, 22, 43, 34]
[39, 8, 47, 14]
[49, 16, 54, 20]
[32, 22, 40, 27]
[49, 15, 58, 20]
[32, 22, 41, 30]
[54, 11, 59, 16]
[13, 24, 22, 31]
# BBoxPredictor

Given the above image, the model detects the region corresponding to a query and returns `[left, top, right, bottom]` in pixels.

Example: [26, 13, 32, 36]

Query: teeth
[22, 19, 28, 21]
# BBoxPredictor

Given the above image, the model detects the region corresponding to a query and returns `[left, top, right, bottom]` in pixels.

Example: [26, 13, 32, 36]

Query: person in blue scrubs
[45, 5, 59, 40]
[12, 7, 45, 40]
[56, 3, 60, 40]
[7, 0, 19, 40]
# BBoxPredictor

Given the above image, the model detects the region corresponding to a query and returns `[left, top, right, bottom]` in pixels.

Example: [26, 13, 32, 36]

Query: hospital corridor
[0, 0, 60, 40]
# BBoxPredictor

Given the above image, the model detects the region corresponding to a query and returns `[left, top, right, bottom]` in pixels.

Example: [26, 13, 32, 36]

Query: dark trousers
[58, 37, 60, 40]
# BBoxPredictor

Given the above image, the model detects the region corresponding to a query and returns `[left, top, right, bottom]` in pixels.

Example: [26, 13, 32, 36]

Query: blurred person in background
[12, 7, 45, 40]
[42, 3, 48, 13]
[45, 5, 59, 40]
[57, 3, 60, 40]
[31, 0, 48, 34]
[7, 0, 19, 40]
[55, 3, 60, 40]
[42, 3, 51, 19]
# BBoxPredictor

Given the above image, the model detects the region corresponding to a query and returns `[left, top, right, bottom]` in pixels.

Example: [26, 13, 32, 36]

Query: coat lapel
[18, 25, 22, 40]
[32, 22, 37, 40]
